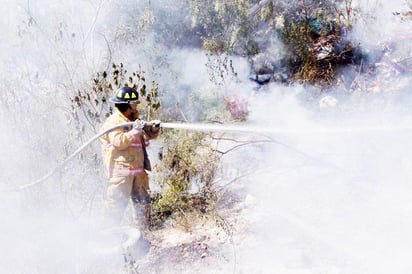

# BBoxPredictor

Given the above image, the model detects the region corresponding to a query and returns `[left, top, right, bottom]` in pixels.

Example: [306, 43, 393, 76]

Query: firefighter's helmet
[109, 86, 139, 104]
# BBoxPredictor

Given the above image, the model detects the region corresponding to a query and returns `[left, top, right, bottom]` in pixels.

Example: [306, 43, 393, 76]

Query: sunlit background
[1, 0, 412, 273]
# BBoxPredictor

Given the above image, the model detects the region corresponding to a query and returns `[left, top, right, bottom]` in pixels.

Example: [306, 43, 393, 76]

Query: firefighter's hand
[133, 119, 147, 133]
[150, 120, 161, 128]
[149, 119, 161, 133]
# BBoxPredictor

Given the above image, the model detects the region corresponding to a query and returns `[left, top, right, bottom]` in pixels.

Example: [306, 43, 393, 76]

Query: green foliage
[151, 130, 221, 227]
[186, 0, 360, 87]
[260, 1, 274, 22]
[279, 0, 355, 86]
[188, 0, 253, 55]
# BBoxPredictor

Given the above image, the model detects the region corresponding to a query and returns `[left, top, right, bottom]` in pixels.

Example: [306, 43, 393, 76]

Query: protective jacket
[100, 109, 158, 177]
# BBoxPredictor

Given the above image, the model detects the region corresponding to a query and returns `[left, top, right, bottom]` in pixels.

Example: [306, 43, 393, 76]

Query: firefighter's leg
[131, 201, 151, 232]
[105, 175, 134, 225]
[131, 173, 151, 231]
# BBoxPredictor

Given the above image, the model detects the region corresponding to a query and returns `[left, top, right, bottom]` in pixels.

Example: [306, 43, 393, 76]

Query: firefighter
[100, 86, 160, 231]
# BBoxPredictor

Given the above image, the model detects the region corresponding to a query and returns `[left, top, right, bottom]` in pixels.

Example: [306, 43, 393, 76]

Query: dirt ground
[126, 193, 248, 274]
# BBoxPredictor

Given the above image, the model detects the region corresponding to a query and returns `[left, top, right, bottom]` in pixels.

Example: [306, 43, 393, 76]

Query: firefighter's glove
[127, 120, 146, 138]
[150, 120, 161, 128]
[133, 119, 147, 133]
[149, 119, 161, 133]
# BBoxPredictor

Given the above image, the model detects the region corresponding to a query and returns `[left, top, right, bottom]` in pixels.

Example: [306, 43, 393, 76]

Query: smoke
[0, 1, 136, 273]
[229, 1, 412, 272]
[1, 0, 412, 273]
[232, 81, 412, 273]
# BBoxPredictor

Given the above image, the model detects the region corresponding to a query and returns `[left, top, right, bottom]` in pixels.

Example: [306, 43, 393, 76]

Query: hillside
[1, 0, 412, 273]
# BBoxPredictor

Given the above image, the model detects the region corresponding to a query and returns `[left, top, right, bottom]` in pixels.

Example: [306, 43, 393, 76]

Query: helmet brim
[109, 96, 138, 104]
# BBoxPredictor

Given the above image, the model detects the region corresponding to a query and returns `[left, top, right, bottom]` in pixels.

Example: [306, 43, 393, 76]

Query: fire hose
[19, 121, 260, 190]
[20, 122, 135, 190]
[19, 121, 412, 190]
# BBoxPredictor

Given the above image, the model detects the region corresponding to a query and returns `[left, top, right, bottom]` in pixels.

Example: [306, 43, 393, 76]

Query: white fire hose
[19, 121, 412, 190]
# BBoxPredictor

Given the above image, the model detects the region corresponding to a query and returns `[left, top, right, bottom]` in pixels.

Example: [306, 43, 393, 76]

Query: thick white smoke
[2, 0, 412, 273]
[232, 83, 412, 273]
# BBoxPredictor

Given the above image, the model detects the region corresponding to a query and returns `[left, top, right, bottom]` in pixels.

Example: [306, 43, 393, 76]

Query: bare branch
[248, 0, 272, 19]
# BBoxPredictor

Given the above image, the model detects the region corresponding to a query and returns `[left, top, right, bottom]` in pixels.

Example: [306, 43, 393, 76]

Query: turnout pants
[105, 172, 151, 230]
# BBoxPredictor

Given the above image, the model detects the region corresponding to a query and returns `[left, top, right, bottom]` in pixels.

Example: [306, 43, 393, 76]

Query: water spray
[19, 121, 412, 190]
[168, 121, 408, 134]
[162, 122, 412, 134]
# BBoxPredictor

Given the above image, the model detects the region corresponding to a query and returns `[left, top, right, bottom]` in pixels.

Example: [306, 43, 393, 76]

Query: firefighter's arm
[112, 119, 147, 148]
[109, 128, 135, 149]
